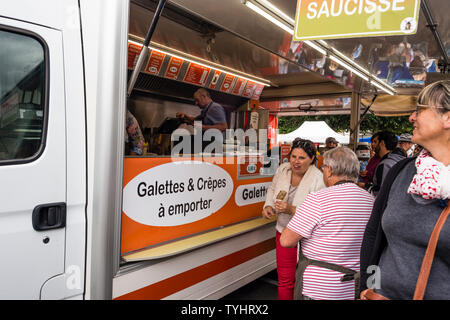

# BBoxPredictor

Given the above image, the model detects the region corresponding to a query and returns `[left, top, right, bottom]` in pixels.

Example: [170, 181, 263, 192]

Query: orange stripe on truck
[115, 238, 275, 300]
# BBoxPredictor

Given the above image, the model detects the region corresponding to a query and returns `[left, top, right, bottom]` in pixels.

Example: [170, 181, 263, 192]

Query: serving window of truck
[1, 0, 448, 301]
[120, 2, 282, 261]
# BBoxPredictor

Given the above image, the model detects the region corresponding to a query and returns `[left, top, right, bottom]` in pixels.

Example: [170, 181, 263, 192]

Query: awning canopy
[130, 0, 449, 116]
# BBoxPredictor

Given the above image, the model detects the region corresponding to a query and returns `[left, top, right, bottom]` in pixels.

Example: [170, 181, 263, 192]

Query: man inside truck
[176, 88, 228, 132]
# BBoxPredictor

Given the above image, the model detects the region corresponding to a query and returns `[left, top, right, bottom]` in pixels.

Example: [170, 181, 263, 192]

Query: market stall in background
[0, 0, 447, 300]
[118, 0, 448, 299]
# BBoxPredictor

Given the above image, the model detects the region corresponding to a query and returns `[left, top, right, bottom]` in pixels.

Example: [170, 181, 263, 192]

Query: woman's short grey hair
[323, 147, 360, 181]
[418, 80, 449, 114]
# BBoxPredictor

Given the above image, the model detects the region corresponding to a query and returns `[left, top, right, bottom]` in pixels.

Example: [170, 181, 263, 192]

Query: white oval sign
[235, 182, 271, 207]
[123, 161, 234, 227]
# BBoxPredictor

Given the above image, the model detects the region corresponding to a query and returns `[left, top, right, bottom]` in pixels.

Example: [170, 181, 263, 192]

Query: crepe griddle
[157, 117, 184, 134]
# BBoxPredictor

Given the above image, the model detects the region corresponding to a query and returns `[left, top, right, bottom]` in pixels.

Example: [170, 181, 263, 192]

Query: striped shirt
[287, 183, 374, 300]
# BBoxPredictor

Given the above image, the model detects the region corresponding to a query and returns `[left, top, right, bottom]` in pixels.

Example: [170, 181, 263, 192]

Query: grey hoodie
[370, 148, 406, 196]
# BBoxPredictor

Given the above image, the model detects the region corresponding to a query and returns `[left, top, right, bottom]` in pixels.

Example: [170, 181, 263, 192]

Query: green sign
[294, 0, 421, 41]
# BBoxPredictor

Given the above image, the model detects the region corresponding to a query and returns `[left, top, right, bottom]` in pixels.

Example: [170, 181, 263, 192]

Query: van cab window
[0, 29, 46, 162]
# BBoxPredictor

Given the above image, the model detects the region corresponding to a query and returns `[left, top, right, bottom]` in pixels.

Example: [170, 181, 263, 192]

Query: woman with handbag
[360, 80, 450, 300]
[262, 138, 325, 300]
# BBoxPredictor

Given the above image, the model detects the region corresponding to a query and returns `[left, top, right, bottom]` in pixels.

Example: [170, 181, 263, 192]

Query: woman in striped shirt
[281, 147, 374, 300]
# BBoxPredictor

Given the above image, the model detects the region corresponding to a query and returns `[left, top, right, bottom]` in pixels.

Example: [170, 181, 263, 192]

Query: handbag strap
[360, 288, 389, 300]
[413, 204, 450, 300]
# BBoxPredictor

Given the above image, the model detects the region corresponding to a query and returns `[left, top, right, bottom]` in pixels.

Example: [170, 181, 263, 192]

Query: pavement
[220, 269, 278, 300]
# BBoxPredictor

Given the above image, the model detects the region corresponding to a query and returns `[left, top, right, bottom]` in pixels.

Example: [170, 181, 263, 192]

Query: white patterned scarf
[408, 149, 450, 200]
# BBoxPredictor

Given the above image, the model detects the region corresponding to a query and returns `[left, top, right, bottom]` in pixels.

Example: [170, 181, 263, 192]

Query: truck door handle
[32, 203, 66, 231]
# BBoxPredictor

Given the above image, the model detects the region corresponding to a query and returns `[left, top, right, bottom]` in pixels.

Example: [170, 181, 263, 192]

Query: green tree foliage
[278, 114, 413, 136]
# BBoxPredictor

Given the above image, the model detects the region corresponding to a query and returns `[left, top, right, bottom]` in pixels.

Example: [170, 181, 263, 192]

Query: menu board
[183, 62, 211, 86]
[208, 70, 221, 89]
[164, 56, 184, 80]
[220, 74, 235, 93]
[128, 43, 142, 69]
[252, 84, 265, 100]
[145, 50, 166, 75]
[232, 78, 247, 96]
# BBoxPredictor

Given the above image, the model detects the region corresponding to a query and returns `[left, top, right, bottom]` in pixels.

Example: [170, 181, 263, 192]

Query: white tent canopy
[277, 121, 349, 144]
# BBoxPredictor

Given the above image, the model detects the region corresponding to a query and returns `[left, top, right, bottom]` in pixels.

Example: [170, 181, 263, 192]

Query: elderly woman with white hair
[360, 80, 449, 300]
[281, 147, 375, 300]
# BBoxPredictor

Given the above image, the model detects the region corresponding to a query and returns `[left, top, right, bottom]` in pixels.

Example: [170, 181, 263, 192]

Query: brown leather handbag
[294, 249, 360, 300]
[360, 204, 450, 300]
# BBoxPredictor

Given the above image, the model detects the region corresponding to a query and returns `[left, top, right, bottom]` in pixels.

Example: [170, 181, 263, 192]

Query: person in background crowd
[125, 109, 144, 156]
[398, 133, 415, 157]
[358, 133, 381, 189]
[413, 144, 424, 157]
[262, 138, 325, 300]
[367, 131, 405, 196]
[358, 157, 369, 183]
[360, 80, 449, 300]
[281, 147, 374, 300]
[323, 137, 338, 152]
[176, 88, 228, 132]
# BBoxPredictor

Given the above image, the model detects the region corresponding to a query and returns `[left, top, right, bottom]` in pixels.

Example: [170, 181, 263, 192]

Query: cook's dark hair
[289, 138, 317, 162]
[323, 147, 359, 181]
[375, 131, 398, 151]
